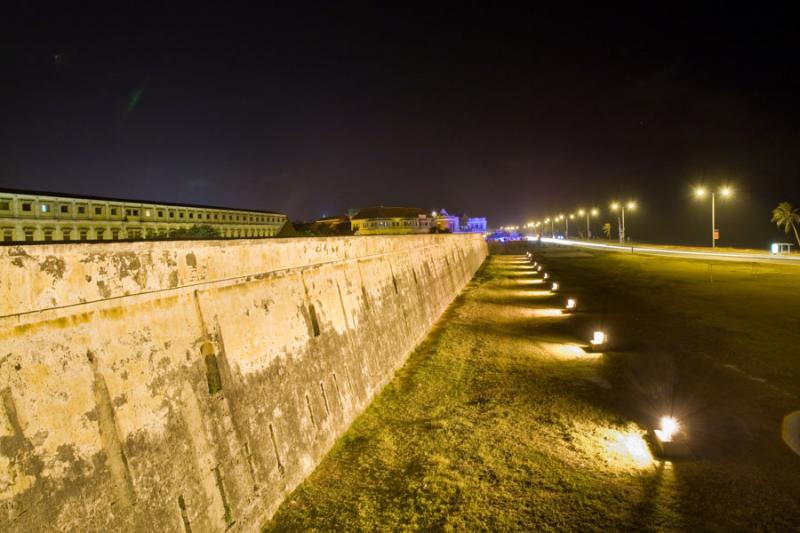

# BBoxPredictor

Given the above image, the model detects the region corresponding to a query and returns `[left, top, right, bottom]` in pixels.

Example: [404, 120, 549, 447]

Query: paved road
[536, 237, 800, 265]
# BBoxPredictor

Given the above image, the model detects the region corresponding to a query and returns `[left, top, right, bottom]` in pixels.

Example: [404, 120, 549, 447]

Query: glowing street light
[578, 208, 599, 239]
[694, 185, 734, 248]
[551, 282, 559, 291]
[565, 298, 577, 311]
[544, 217, 554, 238]
[610, 200, 637, 243]
[543, 272, 549, 279]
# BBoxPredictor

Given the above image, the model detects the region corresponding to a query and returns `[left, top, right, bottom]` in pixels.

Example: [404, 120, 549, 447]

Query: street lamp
[610, 201, 636, 243]
[577, 208, 598, 239]
[694, 186, 733, 248]
[545, 217, 552, 238]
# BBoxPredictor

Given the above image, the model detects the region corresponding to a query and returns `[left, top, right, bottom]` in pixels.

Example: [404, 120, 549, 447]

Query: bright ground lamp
[551, 282, 559, 291]
[650, 415, 691, 458]
[589, 330, 607, 351]
[543, 272, 549, 279]
[565, 298, 576, 311]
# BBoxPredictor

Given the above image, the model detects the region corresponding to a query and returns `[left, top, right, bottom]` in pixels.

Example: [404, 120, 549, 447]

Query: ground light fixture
[543, 272, 549, 279]
[551, 282, 559, 291]
[589, 330, 607, 351]
[565, 298, 577, 311]
[537, 265, 542, 271]
[650, 415, 692, 458]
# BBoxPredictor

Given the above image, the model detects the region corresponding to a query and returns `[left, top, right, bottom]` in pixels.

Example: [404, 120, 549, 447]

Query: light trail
[533, 237, 800, 265]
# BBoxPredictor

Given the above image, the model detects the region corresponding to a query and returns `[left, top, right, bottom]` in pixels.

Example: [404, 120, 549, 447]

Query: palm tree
[602, 222, 612, 239]
[771, 202, 800, 247]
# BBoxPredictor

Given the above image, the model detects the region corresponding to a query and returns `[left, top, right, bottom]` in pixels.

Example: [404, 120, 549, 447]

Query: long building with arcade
[0, 189, 287, 243]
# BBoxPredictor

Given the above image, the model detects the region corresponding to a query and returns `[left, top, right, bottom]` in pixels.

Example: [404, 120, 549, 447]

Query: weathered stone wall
[0, 234, 487, 532]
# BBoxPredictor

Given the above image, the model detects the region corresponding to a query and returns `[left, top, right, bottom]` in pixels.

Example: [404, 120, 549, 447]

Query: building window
[79, 229, 88, 241]
[24, 229, 34, 241]
[43, 229, 53, 241]
[95, 207, 103, 215]
[189, 213, 194, 219]
[158, 210, 164, 218]
[179, 213, 184, 218]
[144, 209, 151, 217]
[214, 214, 218, 220]
[110, 208, 117, 215]
[2, 229, 12, 241]
[0, 200, 9, 211]
[95, 228, 105, 240]
[61, 205, 69, 213]
[77, 206, 86, 214]
[111, 229, 120, 240]
[22, 203, 31, 212]
[169, 211, 175, 218]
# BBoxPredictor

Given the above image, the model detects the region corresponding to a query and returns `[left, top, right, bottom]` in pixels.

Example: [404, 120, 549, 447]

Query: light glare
[657, 416, 680, 442]
[591, 331, 607, 345]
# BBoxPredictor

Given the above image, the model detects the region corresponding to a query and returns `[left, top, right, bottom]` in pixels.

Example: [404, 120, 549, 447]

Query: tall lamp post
[610, 201, 637, 243]
[694, 186, 733, 248]
[577, 209, 598, 239]
[545, 217, 553, 238]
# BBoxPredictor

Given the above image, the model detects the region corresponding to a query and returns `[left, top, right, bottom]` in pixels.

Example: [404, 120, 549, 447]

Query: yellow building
[350, 207, 432, 235]
[0, 189, 286, 243]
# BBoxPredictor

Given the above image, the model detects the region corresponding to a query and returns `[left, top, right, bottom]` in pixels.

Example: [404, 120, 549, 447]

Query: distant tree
[771, 202, 800, 246]
[158, 224, 222, 240]
[602, 222, 612, 239]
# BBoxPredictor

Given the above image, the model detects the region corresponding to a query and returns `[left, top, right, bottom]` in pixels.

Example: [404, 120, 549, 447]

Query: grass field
[264, 243, 800, 531]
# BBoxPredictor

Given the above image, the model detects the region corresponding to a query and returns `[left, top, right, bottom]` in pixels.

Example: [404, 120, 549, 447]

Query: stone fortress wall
[0, 234, 487, 532]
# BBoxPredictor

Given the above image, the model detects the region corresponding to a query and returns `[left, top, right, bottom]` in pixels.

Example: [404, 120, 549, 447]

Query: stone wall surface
[0, 234, 487, 532]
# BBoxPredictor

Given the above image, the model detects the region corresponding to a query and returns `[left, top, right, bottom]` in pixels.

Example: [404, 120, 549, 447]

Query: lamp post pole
[711, 191, 716, 249]
[695, 186, 731, 248]
[565, 217, 569, 238]
[586, 213, 591, 239]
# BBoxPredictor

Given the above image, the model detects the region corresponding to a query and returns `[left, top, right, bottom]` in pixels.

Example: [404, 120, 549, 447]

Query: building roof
[0, 187, 283, 215]
[351, 206, 428, 220]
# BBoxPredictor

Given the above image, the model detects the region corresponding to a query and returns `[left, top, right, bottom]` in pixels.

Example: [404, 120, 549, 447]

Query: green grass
[264, 245, 800, 531]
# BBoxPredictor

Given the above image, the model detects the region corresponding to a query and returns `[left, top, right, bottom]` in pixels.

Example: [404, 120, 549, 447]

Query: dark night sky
[2, 4, 799, 247]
